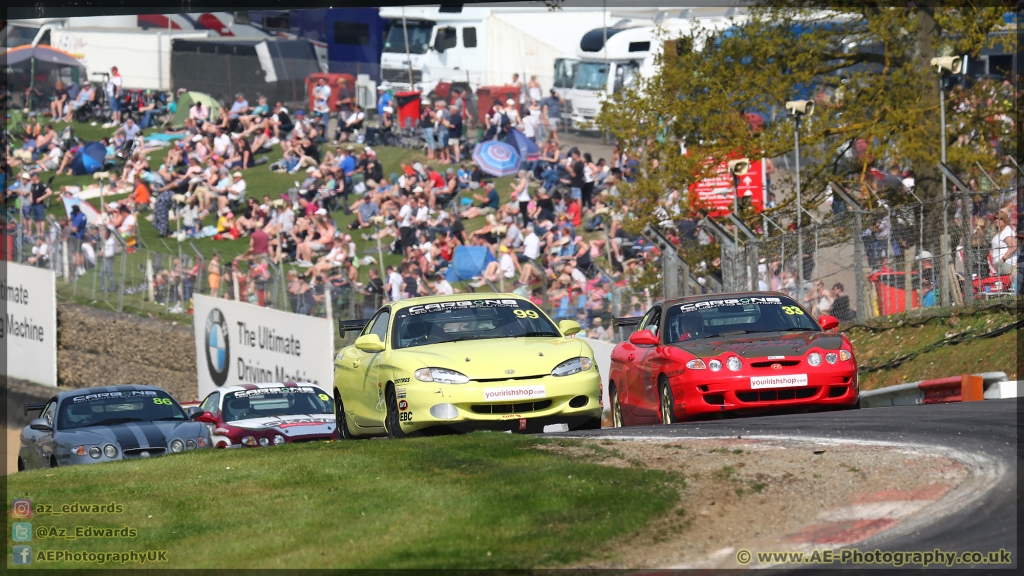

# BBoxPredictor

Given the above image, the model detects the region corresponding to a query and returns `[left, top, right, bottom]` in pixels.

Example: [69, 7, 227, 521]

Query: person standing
[434, 100, 450, 164]
[69, 204, 87, 278]
[334, 77, 354, 127]
[420, 102, 436, 160]
[527, 75, 543, 103]
[99, 227, 117, 293]
[28, 172, 52, 238]
[104, 67, 123, 128]
[385, 265, 404, 302]
[444, 103, 462, 164]
[990, 210, 1017, 276]
[312, 77, 332, 127]
[568, 148, 585, 205]
[541, 89, 564, 147]
[362, 267, 385, 317]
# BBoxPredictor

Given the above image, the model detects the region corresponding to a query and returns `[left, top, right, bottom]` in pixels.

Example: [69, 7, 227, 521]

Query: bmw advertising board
[192, 294, 334, 400]
[2, 263, 58, 387]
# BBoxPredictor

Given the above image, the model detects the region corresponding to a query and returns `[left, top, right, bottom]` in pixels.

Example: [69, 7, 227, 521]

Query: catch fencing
[727, 187, 1019, 321]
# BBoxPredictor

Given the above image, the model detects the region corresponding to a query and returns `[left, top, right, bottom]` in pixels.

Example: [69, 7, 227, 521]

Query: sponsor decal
[399, 411, 413, 423]
[407, 299, 520, 315]
[678, 297, 782, 312]
[231, 386, 319, 397]
[394, 378, 410, 384]
[505, 369, 515, 375]
[750, 374, 809, 389]
[72, 390, 158, 403]
[396, 387, 407, 399]
[483, 386, 545, 401]
[519, 419, 527, 431]
[277, 421, 332, 429]
[500, 414, 524, 420]
[767, 355, 785, 360]
[205, 309, 231, 387]
[398, 400, 409, 411]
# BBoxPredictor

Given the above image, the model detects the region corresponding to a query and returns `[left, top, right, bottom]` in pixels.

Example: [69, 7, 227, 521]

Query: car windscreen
[663, 296, 820, 344]
[392, 299, 561, 349]
[58, 390, 186, 430]
[222, 387, 333, 421]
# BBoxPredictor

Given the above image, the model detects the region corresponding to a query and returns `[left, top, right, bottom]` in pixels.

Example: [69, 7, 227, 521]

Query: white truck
[377, 5, 613, 97]
[4, 14, 273, 91]
[566, 16, 741, 129]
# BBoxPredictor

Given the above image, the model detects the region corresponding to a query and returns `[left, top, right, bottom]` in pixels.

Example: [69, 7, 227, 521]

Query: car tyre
[575, 417, 602, 430]
[610, 383, 624, 428]
[17, 457, 25, 472]
[50, 455, 58, 468]
[659, 377, 679, 425]
[384, 384, 408, 439]
[335, 391, 356, 440]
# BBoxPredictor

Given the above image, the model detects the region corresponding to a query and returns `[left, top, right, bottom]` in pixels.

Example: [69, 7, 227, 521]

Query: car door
[346, 307, 390, 429]
[21, 398, 55, 469]
[37, 400, 59, 468]
[198, 392, 220, 443]
[620, 307, 657, 419]
[630, 305, 662, 422]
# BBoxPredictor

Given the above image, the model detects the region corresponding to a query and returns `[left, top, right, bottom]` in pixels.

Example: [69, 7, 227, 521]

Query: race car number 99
[514, 310, 539, 319]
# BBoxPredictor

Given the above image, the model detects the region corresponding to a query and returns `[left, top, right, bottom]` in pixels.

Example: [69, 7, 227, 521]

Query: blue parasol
[505, 129, 540, 164]
[69, 142, 106, 175]
[471, 140, 521, 178]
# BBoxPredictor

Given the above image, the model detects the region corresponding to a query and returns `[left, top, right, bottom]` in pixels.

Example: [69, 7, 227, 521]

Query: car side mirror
[354, 334, 385, 352]
[186, 406, 204, 420]
[629, 329, 659, 346]
[558, 319, 581, 336]
[193, 411, 216, 424]
[819, 315, 840, 331]
[29, 418, 52, 432]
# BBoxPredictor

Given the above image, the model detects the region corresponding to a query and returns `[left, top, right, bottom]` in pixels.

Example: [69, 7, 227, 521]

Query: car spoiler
[613, 317, 642, 329]
[24, 403, 46, 417]
[337, 318, 369, 337]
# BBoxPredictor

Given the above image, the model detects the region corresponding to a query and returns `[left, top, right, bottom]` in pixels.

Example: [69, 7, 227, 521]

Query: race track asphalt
[560, 399, 1019, 568]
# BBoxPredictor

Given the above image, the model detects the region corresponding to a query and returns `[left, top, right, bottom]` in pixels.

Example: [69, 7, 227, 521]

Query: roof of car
[59, 384, 165, 401]
[660, 291, 794, 308]
[385, 293, 530, 312]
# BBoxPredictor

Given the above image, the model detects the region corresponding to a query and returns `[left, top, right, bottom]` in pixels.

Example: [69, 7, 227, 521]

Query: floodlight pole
[794, 114, 803, 306]
[938, 74, 951, 306]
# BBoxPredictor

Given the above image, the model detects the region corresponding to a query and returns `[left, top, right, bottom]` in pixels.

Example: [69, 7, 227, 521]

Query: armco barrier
[860, 372, 1016, 408]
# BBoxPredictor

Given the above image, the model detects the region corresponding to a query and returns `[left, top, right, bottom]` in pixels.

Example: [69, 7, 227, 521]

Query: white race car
[194, 383, 338, 448]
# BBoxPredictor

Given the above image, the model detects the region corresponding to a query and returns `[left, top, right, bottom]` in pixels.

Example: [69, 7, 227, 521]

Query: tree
[597, 3, 1016, 233]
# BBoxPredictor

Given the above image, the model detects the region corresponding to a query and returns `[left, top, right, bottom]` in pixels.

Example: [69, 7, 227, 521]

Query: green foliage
[597, 4, 1016, 291]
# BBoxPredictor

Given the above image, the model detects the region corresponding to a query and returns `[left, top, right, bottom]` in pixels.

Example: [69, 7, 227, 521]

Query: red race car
[194, 383, 338, 448]
[609, 292, 858, 426]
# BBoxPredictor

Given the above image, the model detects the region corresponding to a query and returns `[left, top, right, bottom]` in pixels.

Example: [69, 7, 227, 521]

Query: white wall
[581, 336, 613, 412]
[192, 295, 334, 401]
[3, 263, 58, 387]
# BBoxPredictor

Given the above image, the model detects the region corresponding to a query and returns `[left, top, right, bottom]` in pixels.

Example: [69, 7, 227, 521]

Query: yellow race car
[333, 294, 602, 438]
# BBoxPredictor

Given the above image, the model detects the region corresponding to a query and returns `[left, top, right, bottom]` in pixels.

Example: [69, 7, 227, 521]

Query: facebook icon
[13, 545, 33, 565]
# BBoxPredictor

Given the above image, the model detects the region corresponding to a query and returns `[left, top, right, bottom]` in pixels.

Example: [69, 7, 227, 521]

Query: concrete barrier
[859, 372, 1015, 408]
[580, 337, 613, 413]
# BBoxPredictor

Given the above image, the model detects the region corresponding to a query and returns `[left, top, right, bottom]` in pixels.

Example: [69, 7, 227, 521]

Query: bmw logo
[205, 308, 230, 386]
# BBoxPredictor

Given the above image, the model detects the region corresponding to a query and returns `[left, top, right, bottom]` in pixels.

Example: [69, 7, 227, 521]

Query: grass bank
[7, 433, 681, 569]
[847, 301, 1019, 390]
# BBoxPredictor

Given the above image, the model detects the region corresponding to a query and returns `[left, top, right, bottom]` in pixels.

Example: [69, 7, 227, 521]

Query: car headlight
[186, 440, 198, 450]
[551, 357, 593, 377]
[726, 356, 742, 372]
[273, 435, 285, 445]
[808, 352, 822, 367]
[708, 359, 722, 372]
[686, 359, 706, 370]
[103, 444, 118, 458]
[169, 439, 185, 453]
[242, 436, 257, 447]
[825, 352, 838, 365]
[840, 349, 852, 361]
[89, 446, 102, 459]
[414, 367, 470, 384]
[259, 437, 270, 447]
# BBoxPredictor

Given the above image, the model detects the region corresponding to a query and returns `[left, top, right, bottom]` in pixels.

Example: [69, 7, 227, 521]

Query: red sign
[688, 158, 765, 217]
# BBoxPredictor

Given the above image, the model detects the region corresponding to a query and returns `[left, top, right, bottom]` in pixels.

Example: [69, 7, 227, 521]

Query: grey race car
[18, 385, 210, 471]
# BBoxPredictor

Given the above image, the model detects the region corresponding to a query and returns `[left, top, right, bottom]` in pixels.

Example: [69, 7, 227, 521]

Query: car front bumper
[672, 365, 859, 419]
[400, 370, 602, 434]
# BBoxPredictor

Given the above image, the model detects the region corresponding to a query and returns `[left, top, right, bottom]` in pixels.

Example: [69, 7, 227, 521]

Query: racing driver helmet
[676, 312, 702, 342]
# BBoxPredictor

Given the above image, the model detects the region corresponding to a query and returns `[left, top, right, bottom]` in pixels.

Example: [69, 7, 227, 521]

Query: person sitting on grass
[213, 211, 242, 240]
[459, 180, 500, 220]
[294, 211, 336, 265]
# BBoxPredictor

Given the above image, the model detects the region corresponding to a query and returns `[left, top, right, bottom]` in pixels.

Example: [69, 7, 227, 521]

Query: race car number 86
[152, 398, 173, 405]
[514, 309, 539, 319]
[782, 306, 804, 315]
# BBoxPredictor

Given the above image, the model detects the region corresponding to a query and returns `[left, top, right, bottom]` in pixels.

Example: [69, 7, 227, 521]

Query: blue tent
[505, 129, 540, 167]
[69, 142, 106, 175]
[445, 246, 497, 283]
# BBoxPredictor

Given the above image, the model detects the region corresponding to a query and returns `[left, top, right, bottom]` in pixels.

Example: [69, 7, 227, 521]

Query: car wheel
[610, 383, 624, 428]
[659, 377, 679, 425]
[335, 391, 356, 440]
[575, 417, 602, 430]
[17, 457, 25, 472]
[50, 455, 58, 469]
[384, 385, 408, 439]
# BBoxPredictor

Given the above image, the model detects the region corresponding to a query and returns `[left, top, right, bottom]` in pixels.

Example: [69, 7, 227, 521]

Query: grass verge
[7, 433, 682, 569]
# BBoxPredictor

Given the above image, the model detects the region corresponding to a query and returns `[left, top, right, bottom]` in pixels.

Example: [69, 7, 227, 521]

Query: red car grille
[750, 360, 801, 368]
[736, 388, 818, 402]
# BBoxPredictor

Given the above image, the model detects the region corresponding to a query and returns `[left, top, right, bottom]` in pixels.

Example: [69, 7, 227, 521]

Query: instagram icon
[12, 498, 32, 518]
